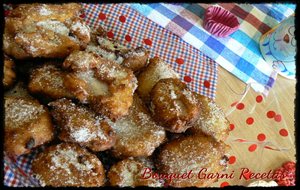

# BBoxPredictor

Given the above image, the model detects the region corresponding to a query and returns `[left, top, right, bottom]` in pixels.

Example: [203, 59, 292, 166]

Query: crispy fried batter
[3, 55, 16, 89]
[187, 93, 230, 142]
[155, 133, 230, 187]
[87, 26, 149, 72]
[108, 157, 163, 187]
[32, 143, 105, 187]
[48, 98, 116, 152]
[3, 3, 90, 59]
[4, 96, 54, 157]
[150, 78, 200, 133]
[137, 57, 179, 102]
[63, 50, 137, 120]
[108, 94, 166, 158]
[121, 47, 150, 72]
[28, 64, 74, 99]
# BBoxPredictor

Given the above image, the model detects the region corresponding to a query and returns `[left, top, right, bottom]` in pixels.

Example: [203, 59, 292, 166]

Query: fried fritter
[48, 98, 116, 152]
[108, 94, 166, 158]
[137, 57, 179, 102]
[32, 143, 105, 187]
[28, 64, 74, 99]
[150, 78, 200, 133]
[63, 50, 137, 120]
[121, 47, 150, 72]
[3, 3, 90, 59]
[187, 93, 230, 142]
[3, 55, 16, 89]
[86, 26, 149, 72]
[4, 96, 54, 157]
[155, 133, 230, 187]
[108, 157, 163, 187]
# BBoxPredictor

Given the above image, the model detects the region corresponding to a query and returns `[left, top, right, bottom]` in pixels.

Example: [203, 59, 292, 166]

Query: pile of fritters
[3, 3, 230, 188]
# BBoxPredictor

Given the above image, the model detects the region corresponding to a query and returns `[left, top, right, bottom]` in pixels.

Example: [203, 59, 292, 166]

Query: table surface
[212, 66, 295, 186]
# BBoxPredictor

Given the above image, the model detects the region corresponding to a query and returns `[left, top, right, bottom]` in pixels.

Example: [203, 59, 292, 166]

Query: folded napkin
[131, 3, 296, 95]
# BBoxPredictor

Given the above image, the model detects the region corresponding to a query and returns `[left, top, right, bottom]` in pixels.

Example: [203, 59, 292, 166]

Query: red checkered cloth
[3, 3, 218, 187]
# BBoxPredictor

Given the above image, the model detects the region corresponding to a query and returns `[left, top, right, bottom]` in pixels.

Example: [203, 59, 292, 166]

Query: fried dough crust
[48, 98, 116, 152]
[32, 143, 105, 187]
[4, 96, 54, 157]
[3, 3, 90, 59]
[150, 78, 199, 133]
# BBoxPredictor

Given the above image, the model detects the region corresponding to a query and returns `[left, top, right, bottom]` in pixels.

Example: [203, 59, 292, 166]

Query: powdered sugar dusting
[110, 157, 163, 187]
[76, 71, 109, 96]
[70, 128, 95, 143]
[193, 97, 229, 141]
[107, 97, 165, 157]
[49, 99, 111, 147]
[31, 65, 65, 89]
[170, 89, 177, 99]
[154, 59, 180, 79]
[71, 21, 90, 36]
[159, 135, 227, 186]
[50, 148, 94, 174]
[182, 89, 197, 104]
[39, 6, 52, 16]
[86, 44, 121, 63]
[36, 20, 69, 36]
[123, 49, 145, 58]
[5, 98, 45, 128]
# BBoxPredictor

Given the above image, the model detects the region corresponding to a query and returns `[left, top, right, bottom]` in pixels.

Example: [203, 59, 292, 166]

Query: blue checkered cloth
[130, 3, 296, 94]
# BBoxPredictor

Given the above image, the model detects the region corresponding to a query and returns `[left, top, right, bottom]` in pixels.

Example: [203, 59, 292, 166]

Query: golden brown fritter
[32, 143, 105, 187]
[108, 94, 166, 158]
[87, 26, 149, 73]
[63, 50, 137, 120]
[3, 55, 16, 89]
[155, 133, 230, 187]
[121, 47, 150, 72]
[108, 157, 163, 187]
[48, 98, 116, 152]
[28, 64, 74, 99]
[3, 3, 90, 59]
[187, 93, 230, 142]
[150, 78, 200, 133]
[4, 96, 54, 157]
[137, 57, 179, 102]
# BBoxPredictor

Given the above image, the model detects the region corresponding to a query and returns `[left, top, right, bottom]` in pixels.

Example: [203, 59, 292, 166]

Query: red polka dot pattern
[228, 156, 236, 164]
[246, 117, 254, 125]
[279, 129, 288, 137]
[99, 12, 106, 20]
[204, 80, 210, 88]
[229, 124, 235, 131]
[125, 35, 132, 42]
[274, 114, 282, 122]
[220, 182, 229, 187]
[236, 103, 245, 110]
[176, 58, 184, 65]
[267, 111, 276, 118]
[107, 31, 114, 38]
[184, 76, 192, 82]
[119, 15, 126, 23]
[248, 144, 257, 152]
[143, 39, 152, 46]
[257, 133, 266, 141]
[256, 95, 263, 103]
